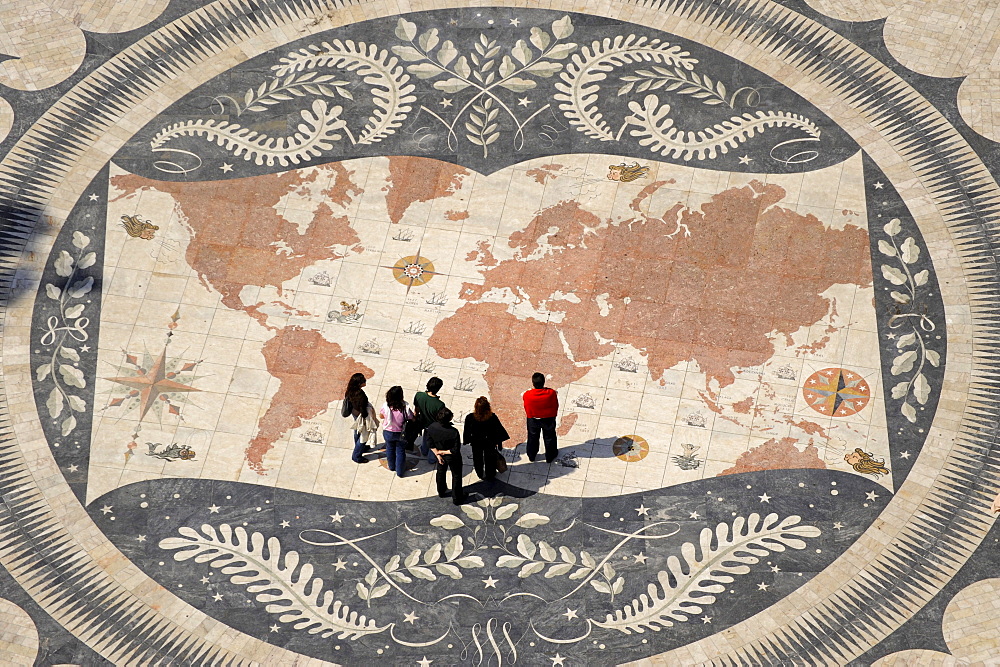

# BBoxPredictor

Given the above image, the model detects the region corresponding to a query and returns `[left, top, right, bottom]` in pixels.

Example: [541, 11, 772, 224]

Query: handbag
[403, 418, 422, 448]
[494, 444, 508, 473]
[340, 397, 352, 418]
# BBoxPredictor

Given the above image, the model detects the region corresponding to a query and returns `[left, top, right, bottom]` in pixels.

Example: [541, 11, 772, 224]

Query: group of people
[342, 372, 560, 504]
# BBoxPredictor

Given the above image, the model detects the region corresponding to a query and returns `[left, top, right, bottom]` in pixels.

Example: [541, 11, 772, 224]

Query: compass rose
[802, 367, 871, 417]
[106, 347, 201, 422]
[380, 246, 444, 295]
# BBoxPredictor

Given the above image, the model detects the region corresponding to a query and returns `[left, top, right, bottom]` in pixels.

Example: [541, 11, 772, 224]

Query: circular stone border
[0, 0, 996, 664]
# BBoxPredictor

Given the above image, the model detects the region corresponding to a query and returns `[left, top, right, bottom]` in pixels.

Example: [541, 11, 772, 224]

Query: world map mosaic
[0, 1, 997, 665]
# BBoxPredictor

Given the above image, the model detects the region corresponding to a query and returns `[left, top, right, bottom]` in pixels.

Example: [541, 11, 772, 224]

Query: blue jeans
[351, 429, 366, 462]
[384, 430, 405, 476]
[419, 432, 437, 465]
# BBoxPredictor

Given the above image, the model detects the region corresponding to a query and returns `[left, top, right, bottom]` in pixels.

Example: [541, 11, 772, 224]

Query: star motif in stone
[757, 582, 770, 591]
[900, 451, 911, 459]
[448, 18, 458, 26]
[874, 181, 885, 189]
[482, 576, 498, 588]
[758, 493, 771, 503]
[517, 96, 532, 107]
[106, 347, 201, 422]
[509, 18, 521, 26]
[551, 654, 566, 666]
[330, 512, 344, 523]
[100, 504, 113, 515]
[212, 592, 224, 602]
[563, 608, 578, 620]
[88, 193, 99, 201]
[833, 522, 844, 530]
[418, 657, 434, 667]
[269, 624, 280, 633]
[208, 504, 221, 514]
[67, 464, 79, 473]
[404, 611, 420, 624]
[701, 616, 712, 624]
[219, 163, 233, 173]
[200, 576, 210, 584]
[80, 345, 90, 353]
[634, 552, 648, 565]
[333, 558, 348, 571]
[738, 155, 753, 165]
[635, 504, 650, 516]
[689, 511, 700, 519]
[440, 98, 453, 108]
[136, 535, 146, 543]
[770, 565, 781, 573]
[886, 332, 896, 340]
[280, 520, 290, 528]
[866, 490, 880, 501]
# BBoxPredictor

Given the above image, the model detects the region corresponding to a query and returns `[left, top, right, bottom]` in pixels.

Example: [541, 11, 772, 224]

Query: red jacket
[523, 388, 559, 418]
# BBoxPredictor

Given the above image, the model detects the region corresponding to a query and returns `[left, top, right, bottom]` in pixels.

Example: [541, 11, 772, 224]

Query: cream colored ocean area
[88, 152, 890, 504]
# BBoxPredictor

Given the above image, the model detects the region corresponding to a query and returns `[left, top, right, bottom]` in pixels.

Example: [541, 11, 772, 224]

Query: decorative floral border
[35, 230, 96, 437]
[160, 496, 820, 647]
[878, 217, 941, 423]
[147, 14, 825, 173]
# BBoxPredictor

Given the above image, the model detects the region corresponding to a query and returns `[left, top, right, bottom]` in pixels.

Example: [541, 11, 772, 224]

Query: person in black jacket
[425, 408, 465, 504]
[463, 396, 510, 481]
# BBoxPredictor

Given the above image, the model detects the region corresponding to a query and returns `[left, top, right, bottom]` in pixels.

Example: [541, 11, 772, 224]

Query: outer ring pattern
[0, 0, 996, 664]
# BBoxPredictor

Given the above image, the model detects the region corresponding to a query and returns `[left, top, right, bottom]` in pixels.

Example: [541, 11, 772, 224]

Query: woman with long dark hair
[343, 372, 377, 463]
[463, 396, 510, 481]
[379, 385, 414, 477]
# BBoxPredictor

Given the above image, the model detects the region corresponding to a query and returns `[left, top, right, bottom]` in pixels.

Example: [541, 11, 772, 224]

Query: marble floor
[0, 1, 999, 665]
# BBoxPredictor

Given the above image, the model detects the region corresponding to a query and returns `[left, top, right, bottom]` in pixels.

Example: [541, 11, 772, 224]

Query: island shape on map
[429, 179, 873, 443]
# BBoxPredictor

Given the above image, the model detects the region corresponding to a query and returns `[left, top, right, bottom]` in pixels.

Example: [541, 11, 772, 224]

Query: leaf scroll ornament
[880, 217, 939, 423]
[151, 100, 347, 169]
[594, 513, 819, 633]
[37, 231, 92, 438]
[159, 524, 388, 639]
[555, 35, 698, 142]
[272, 39, 417, 145]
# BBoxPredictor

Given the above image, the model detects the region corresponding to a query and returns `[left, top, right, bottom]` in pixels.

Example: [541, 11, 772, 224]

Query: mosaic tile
[0, 0, 999, 664]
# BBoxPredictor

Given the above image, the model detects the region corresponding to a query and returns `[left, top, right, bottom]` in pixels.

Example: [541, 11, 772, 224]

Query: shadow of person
[488, 436, 630, 494]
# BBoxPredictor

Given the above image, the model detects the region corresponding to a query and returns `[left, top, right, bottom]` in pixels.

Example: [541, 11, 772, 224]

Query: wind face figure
[607, 162, 650, 182]
[844, 448, 890, 477]
[120, 214, 159, 240]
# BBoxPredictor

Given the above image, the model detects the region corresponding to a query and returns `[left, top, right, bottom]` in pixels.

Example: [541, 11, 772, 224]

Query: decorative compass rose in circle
[802, 367, 871, 417]
[381, 254, 443, 294]
[613, 434, 650, 462]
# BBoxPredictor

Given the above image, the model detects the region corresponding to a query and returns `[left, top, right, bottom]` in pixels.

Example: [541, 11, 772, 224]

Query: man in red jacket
[523, 372, 559, 463]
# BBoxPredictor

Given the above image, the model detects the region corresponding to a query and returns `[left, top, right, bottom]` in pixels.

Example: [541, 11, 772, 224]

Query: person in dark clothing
[414, 376, 446, 465]
[343, 372, 378, 463]
[522, 372, 559, 463]
[463, 396, 510, 481]
[425, 407, 464, 504]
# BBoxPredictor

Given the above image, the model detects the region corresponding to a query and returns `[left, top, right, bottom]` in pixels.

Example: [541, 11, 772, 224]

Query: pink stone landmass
[246, 326, 372, 473]
[430, 180, 873, 446]
[112, 166, 370, 473]
[717, 437, 826, 476]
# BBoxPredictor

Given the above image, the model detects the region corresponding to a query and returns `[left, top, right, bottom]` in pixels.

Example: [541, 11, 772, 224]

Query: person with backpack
[342, 372, 379, 464]
[413, 376, 446, 465]
[379, 386, 414, 477]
